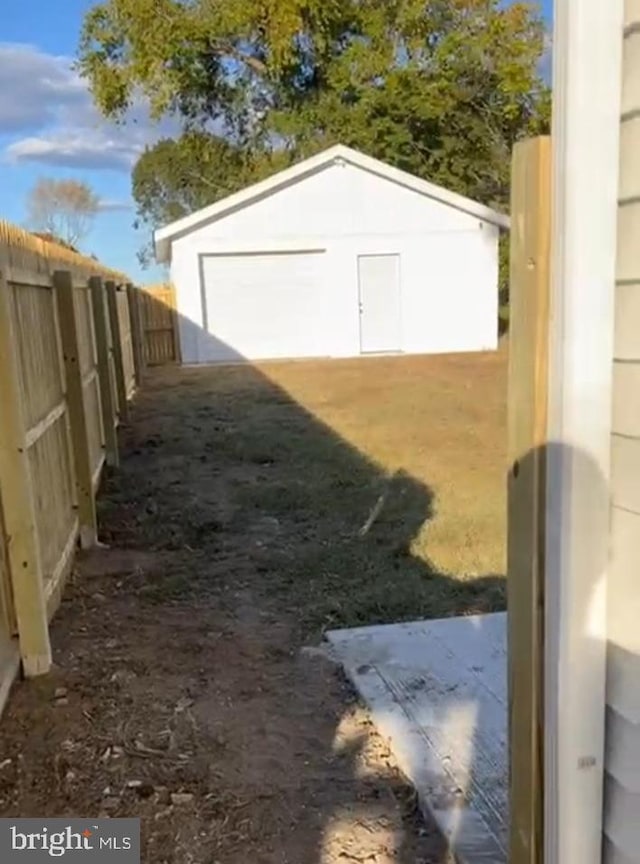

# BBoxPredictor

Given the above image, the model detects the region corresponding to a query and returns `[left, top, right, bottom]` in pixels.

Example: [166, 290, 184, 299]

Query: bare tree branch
[27, 178, 100, 248]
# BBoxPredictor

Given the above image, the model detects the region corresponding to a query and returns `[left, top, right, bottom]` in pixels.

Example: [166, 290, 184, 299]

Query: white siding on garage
[186, 160, 476, 240]
[169, 156, 499, 364]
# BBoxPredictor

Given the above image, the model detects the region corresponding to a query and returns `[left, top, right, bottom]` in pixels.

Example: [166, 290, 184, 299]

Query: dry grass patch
[256, 348, 507, 584]
[98, 346, 507, 632]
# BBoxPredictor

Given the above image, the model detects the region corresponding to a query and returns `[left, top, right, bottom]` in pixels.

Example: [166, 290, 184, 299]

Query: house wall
[169, 162, 499, 363]
[605, 3, 640, 861]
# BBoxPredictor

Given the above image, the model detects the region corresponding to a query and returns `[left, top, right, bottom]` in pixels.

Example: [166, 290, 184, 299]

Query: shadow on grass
[105, 300, 505, 631]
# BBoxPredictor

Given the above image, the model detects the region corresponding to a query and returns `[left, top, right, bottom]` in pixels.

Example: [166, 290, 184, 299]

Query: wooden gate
[140, 284, 181, 366]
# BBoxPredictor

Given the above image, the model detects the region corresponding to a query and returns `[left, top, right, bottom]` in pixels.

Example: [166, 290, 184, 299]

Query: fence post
[127, 283, 145, 387]
[106, 280, 128, 422]
[90, 276, 119, 467]
[53, 270, 98, 548]
[0, 270, 52, 676]
[169, 284, 182, 364]
[507, 136, 551, 864]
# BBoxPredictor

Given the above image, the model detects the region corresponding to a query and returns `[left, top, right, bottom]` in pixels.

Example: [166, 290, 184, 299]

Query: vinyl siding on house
[605, 5, 640, 861]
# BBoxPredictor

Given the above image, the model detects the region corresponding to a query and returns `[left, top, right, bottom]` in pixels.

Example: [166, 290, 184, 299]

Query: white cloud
[0, 42, 86, 133]
[0, 42, 177, 171]
[5, 134, 146, 171]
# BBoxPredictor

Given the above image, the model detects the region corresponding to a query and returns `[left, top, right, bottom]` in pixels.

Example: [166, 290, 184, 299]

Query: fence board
[0, 504, 19, 713]
[106, 281, 128, 422]
[11, 282, 64, 429]
[0, 271, 52, 677]
[8, 273, 79, 613]
[127, 284, 145, 386]
[54, 271, 98, 548]
[85, 372, 105, 489]
[117, 288, 136, 398]
[0, 220, 127, 285]
[27, 412, 78, 577]
[73, 281, 105, 489]
[90, 277, 119, 467]
[104, 291, 121, 421]
[0, 465, 24, 719]
[0, 498, 15, 637]
[0, 487, 17, 715]
[141, 284, 180, 365]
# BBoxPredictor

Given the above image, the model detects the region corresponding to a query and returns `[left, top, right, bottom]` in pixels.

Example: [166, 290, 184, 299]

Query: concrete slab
[326, 612, 507, 863]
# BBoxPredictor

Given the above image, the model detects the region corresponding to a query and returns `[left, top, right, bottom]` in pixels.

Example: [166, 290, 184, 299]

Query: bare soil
[0, 351, 506, 863]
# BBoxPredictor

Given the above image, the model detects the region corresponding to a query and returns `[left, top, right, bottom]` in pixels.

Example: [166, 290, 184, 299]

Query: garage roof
[154, 144, 510, 263]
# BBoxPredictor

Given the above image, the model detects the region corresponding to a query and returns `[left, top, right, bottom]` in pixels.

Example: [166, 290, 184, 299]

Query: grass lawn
[104, 345, 508, 634]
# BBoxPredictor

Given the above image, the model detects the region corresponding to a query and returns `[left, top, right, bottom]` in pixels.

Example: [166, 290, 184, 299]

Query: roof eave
[152, 144, 511, 255]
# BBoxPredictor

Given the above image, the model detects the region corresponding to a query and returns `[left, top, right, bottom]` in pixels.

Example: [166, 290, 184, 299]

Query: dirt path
[0, 362, 458, 863]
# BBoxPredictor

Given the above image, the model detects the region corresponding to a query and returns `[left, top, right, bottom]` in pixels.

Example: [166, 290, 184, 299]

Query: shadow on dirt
[0, 296, 506, 863]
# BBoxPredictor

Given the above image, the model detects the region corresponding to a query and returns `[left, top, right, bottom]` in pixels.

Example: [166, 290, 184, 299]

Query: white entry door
[358, 254, 402, 354]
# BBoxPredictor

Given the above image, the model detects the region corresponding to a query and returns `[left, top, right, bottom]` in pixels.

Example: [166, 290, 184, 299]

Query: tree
[27, 178, 100, 248]
[132, 131, 267, 265]
[264, 0, 550, 209]
[77, 0, 352, 137]
[132, 132, 247, 229]
[131, 131, 296, 234]
[78, 0, 549, 227]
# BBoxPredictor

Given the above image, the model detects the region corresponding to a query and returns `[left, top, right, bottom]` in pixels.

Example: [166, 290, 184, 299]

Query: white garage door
[200, 251, 327, 361]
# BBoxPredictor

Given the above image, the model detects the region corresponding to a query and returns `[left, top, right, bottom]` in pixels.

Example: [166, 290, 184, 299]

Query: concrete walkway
[326, 612, 508, 864]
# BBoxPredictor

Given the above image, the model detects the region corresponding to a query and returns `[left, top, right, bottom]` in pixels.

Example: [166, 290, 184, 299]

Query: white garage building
[154, 145, 509, 364]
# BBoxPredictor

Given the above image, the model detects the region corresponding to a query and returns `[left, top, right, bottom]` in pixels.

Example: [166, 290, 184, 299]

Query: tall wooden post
[507, 136, 551, 864]
[0, 271, 51, 676]
[53, 270, 98, 548]
[90, 277, 119, 467]
[127, 283, 145, 387]
[106, 280, 128, 422]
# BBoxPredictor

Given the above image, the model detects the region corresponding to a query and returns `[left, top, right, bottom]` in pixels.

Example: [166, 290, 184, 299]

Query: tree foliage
[132, 133, 246, 227]
[27, 178, 100, 247]
[79, 0, 550, 240]
[131, 132, 294, 238]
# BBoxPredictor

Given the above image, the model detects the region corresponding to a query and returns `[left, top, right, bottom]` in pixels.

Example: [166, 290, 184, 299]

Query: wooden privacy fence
[0, 222, 146, 701]
[139, 283, 181, 366]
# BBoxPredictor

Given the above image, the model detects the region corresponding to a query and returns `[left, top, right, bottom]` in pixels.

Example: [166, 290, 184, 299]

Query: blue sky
[1, 1, 170, 281]
[1, 1, 552, 283]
